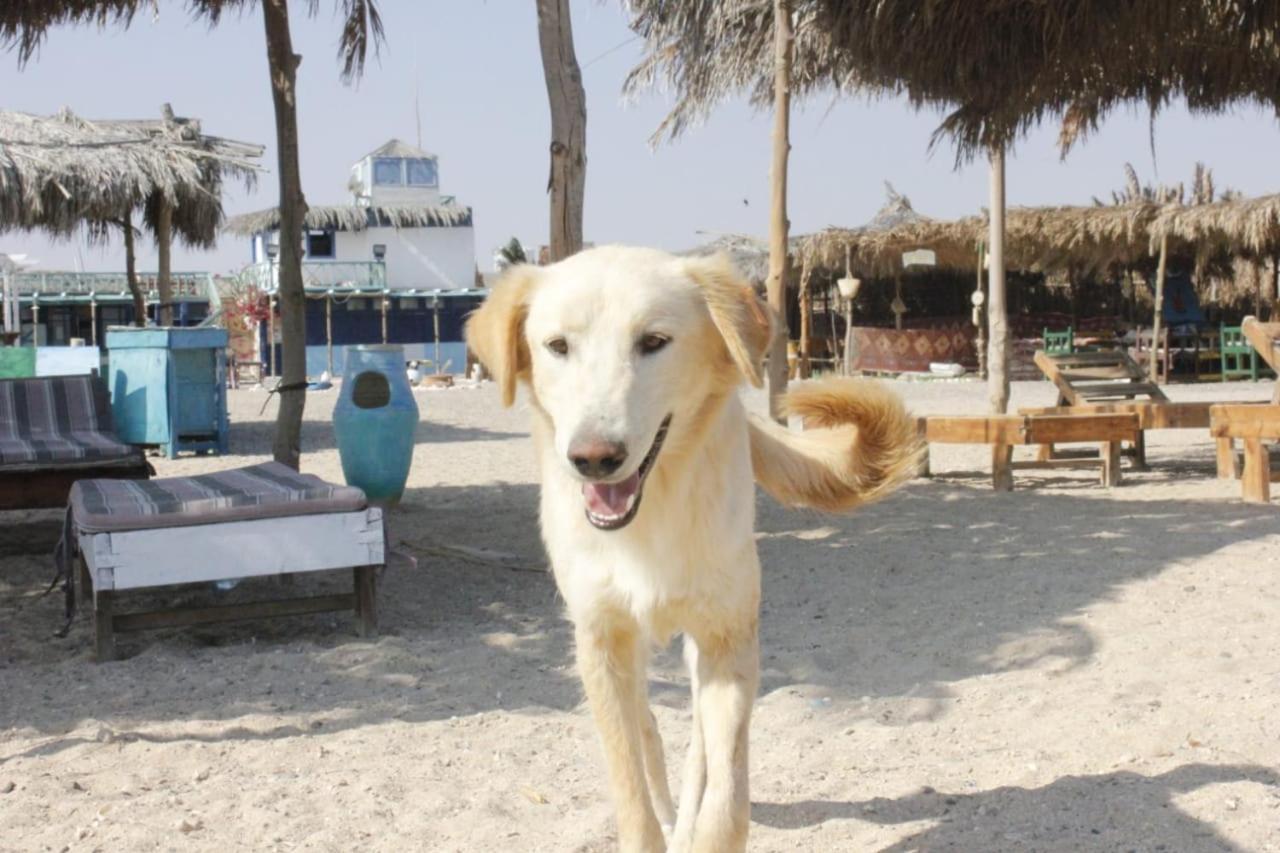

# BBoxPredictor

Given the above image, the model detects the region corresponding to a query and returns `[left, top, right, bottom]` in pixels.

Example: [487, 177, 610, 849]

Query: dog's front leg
[576, 622, 666, 853]
[687, 626, 759, 853]
[670, 635, 706, 853]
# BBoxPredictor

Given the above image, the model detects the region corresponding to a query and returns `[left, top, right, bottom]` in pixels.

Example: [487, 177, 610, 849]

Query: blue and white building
[229, 139, 485, 377]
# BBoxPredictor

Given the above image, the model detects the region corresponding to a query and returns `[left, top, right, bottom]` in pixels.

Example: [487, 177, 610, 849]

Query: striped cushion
[69, 462, 367, 532]
[0, 375, 138, 468]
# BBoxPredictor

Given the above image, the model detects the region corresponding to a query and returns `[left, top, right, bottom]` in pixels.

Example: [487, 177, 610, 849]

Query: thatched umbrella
[0, 106, 262, 326]
[6, 0, 385, 471]
[224, 202, 472, 236]
[626, 0, 1280, 413]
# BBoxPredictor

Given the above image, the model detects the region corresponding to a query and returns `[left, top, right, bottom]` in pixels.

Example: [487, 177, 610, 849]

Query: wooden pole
[975, 244, 987, 381]
[894, 274, 904, 330]
[798, 259, 812, 379]
[535, 0, 587, 261]
[156, 196, 174, 327]
[325, 293, 334, 376]
[433, 300, 442, 369]
[1150, 234, 1169, 384]
[31, 299, 39, 348]
[766, 0, 794, 420]
[267, 297, 275, 377]
[381, 293, 389, 344]
[843, 298, 854, 376]
[988, 147, 1009, 414]
[89, 297, 97, 347]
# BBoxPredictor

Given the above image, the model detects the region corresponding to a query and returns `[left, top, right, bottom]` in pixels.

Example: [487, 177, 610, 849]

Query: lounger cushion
[69, 462, 368, 533]
[0, 375, 143, 470]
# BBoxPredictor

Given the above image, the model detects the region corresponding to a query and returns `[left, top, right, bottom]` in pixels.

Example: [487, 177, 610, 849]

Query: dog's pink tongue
[582, 473, 641, 519]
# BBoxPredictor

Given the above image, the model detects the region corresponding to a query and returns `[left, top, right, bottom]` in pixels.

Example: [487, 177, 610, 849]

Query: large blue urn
[333, 345, 419, 506]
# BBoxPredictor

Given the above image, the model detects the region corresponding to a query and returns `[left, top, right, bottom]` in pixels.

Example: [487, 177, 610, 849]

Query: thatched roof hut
[224, 201, 472, 237]
[1002, 203, 1158, 274]
[0, 106, 262, 245]
[1149, 194, 1280, 259]
[796, 186, 980, 277]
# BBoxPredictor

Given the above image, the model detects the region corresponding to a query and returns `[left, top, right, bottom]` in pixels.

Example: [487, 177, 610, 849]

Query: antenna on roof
[413, 56, 422, 150]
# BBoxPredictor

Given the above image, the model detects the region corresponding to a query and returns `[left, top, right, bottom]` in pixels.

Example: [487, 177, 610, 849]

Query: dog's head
[466, 246, 772, 530]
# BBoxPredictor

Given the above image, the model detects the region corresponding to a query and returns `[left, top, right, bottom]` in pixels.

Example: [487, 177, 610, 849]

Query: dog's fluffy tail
[748, 379, 923, 512]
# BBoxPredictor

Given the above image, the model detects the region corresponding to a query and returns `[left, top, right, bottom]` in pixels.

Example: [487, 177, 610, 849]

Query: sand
[2, 377, 1280, 852]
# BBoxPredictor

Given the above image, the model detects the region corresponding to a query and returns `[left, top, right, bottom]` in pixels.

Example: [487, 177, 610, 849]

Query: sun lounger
[917, 412, 1140, 490]
[0, 375, 150, 510]
[1241, 317, 1280, 403]
[59, 462, 385, 661]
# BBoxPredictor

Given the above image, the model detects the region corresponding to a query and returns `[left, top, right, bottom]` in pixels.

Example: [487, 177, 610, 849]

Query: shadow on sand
[753, 763, 1280, 851]
[2, 475, 1278, 770]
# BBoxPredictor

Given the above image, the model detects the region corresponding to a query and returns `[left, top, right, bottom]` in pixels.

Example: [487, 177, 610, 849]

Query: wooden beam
[1209, 404, 1280, 439]
[918, 415, 1025, 445]
[111, 593, 356, 632]
[988, 147, 1009, 413]
[1241, 437, 1271, 503]
[1024, 414, 1139, 445]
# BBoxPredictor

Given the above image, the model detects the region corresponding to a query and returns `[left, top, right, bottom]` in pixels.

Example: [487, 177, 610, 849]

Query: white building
[232, 138, 478, 292]
[226, 140, 484, 377]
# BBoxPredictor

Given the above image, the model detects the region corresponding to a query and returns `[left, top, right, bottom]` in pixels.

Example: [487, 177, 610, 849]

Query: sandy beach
[2, 377, 1280, 852]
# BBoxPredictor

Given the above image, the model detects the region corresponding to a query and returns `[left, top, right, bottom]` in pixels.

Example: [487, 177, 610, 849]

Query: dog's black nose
[569, 440, 628, 479]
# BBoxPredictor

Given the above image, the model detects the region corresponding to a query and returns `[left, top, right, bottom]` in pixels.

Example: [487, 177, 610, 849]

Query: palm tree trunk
[155, 196, 174, 327]
[120, 213, 146, 327]
[988, 147, 1009, 414]
[766, 0, 793, 420]
[535, 0, 586, 262]
[263, 0, 309, 470]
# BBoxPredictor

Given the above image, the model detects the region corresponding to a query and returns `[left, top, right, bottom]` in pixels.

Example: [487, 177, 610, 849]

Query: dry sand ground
[3, 377, 1280, 852]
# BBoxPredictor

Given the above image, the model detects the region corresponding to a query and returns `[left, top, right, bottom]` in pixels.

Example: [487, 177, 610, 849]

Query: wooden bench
[918, 413, 1140, 491]
[1018, 400, 1267, 480]
[1209, 404, 1280, 503]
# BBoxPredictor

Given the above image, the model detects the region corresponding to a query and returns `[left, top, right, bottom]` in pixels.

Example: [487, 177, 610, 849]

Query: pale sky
[3, 1, 1280, 276]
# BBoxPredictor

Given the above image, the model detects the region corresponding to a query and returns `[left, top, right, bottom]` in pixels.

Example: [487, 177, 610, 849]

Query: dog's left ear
[465, 264, 540, 406]
[683, 254, 774, 388]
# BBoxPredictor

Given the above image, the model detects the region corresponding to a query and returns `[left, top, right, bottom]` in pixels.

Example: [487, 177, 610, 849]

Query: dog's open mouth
[582, 415, 672, 531]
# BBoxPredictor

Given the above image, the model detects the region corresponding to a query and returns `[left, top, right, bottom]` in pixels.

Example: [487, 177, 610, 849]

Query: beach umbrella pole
[765, 0, 793, 420]
[987, 147, 1009, 417]
[1150, 234, 1168, 383]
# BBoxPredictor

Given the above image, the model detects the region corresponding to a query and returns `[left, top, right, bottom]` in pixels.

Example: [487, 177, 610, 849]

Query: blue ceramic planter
[333, 345, 419, 506]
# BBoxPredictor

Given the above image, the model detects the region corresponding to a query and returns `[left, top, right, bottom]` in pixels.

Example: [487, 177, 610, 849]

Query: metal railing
[10, 271, 215, 300]
[241, 261, 387, 293]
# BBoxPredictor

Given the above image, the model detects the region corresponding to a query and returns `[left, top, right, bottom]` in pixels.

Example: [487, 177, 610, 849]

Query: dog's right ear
[466, 265, 539, 407]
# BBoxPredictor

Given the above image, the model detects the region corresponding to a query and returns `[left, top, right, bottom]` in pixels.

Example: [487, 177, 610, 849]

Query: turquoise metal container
[334, 344, 419, 506]
[106, 327, 229, 457]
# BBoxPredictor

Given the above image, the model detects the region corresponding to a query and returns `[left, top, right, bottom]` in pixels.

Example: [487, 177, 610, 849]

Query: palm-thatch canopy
[0, 106, 262, 246]
[627, 1, 1280, 161]
[1149, 194, 1280, 259]
[223, 202, 473, 237]
[795, 186, 980, 277]
[1002, 203, 1159, 273]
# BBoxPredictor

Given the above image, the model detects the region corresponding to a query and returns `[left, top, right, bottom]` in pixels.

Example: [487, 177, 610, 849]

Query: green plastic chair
[1042, 327, 1074, 355]
[1220, 324, 1259, 381]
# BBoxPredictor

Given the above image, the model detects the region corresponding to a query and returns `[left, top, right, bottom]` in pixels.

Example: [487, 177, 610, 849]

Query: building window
[406, 158, 438, 187]
[306, 230, 335, 258]
[373, 157, 403, 186]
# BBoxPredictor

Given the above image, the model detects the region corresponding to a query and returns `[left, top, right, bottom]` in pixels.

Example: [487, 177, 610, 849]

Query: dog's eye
[639, 334, 670, 355]
[545, 336, 569, 357]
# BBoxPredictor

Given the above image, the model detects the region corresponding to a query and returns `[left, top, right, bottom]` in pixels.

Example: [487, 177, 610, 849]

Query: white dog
[466, 246, 919, 852]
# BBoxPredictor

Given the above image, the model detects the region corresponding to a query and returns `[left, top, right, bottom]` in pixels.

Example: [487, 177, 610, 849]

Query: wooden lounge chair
[1033, 348, 1168, 467]
[1209, 405, 1280, 503]
[917, 412, 1140, 491]
[59, 462, 385, 661]
[0, 375, 150, 510]
[1221, 324, 1259, 381]
[1241, 317, 1280, 402]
